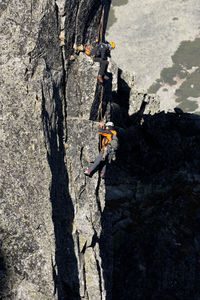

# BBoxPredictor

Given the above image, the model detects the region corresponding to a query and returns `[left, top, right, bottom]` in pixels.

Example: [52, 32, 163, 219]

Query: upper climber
[91, 42, 115, 83]
[84, 121, 118, 179]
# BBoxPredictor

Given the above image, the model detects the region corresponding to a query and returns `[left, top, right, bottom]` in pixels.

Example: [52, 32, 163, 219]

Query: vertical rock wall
[0, 0, 160, 294]
[1, 0, 58, 299]
[2, 0, 199, 300]
[0, 0, 103, 299]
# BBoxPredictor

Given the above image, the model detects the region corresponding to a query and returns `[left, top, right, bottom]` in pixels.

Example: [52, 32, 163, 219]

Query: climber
[91, 42, 115, 83]
[84, 121, 118, 179]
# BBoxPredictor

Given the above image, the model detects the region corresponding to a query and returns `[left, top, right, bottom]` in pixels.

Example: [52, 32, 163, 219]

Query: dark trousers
[90, 153, 107, 174]
[93, 57, 109, 76]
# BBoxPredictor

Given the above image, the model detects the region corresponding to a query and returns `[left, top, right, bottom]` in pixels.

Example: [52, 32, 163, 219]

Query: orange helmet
[109, 42, 115, 49]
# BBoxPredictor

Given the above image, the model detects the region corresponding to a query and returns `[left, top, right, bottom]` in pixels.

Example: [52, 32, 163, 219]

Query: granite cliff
[1, 1, 200, 300]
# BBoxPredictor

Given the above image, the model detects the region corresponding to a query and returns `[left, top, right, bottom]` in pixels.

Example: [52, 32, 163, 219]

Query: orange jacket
[99, 128, 117, 148]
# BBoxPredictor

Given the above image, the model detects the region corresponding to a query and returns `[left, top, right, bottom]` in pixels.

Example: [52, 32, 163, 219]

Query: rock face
[107, 0, 200, 114]
[1, 0, 102, 298]
[1, 1, 200, 300]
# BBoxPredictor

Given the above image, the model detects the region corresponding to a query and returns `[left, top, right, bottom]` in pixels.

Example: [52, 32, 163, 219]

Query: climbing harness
[99, 126, 118, 163]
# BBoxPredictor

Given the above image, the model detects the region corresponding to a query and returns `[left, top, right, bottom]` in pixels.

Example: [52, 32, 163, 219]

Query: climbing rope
[97, 3, 105, 124]
[98, 85, 104, 152]
[96, 3, 107, 152]
[98, 85, 104, 122]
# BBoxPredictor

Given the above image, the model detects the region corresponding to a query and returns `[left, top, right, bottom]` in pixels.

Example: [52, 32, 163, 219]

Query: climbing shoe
[98, 75, 103, 83]
[100, 172, 105, 179]
[103, 75, 109, 80]
[84, 169, 92, 177]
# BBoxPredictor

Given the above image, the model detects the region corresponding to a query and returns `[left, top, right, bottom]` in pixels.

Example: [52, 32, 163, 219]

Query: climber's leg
[84, 153, 104, 177]
[100, 163, 107, 179]
[93, 57, 109, 83]
[99, 59, 109, 77]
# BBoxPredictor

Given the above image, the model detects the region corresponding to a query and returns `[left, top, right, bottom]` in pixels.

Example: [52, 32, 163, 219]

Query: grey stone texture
[107, 0, 200, 113]
[1, 0, 58, 299]
[0, 0, 103, 299]
[1, 0, 200, 300]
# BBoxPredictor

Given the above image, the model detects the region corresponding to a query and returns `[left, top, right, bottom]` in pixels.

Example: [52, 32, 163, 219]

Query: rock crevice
[1, 1, 200, 300]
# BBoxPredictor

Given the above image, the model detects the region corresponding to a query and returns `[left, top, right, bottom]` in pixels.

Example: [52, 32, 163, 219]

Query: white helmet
[105, 121, 114, 127]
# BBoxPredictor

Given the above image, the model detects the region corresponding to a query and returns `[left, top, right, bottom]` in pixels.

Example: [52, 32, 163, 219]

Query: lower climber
[91, 42, 115, 83]
[84, 121, 118, 179]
